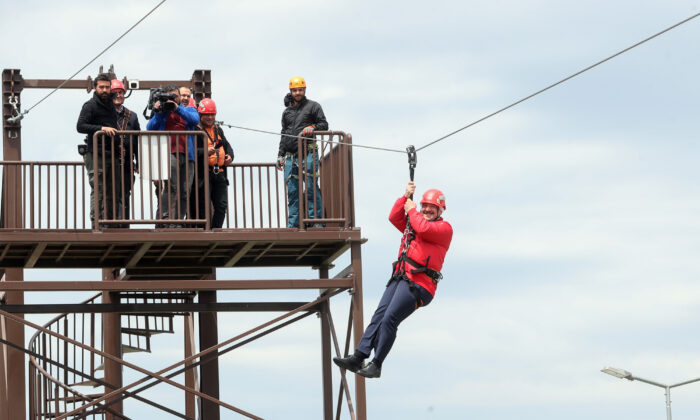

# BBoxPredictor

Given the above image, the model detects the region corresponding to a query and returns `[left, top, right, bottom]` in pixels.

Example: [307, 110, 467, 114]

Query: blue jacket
[146, 105, 200, 161]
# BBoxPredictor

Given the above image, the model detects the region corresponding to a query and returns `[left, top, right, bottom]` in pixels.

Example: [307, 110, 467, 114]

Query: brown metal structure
[0, 67, 367, 419]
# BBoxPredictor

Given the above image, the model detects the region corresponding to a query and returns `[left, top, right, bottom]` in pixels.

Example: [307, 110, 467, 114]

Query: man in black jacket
[277, 76, 328, 228]
[76, 73, 118, 226]
[111, 79, 140, 225]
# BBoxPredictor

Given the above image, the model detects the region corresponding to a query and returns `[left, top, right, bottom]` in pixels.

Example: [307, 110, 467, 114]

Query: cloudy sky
[3, 0, 700, 418]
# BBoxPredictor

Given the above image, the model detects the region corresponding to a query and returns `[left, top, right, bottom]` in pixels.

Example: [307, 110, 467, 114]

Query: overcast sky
[3, 0, 700, 419]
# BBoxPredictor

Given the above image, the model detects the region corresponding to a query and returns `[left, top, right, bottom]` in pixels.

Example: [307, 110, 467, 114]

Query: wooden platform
[0, 228, 363, 270]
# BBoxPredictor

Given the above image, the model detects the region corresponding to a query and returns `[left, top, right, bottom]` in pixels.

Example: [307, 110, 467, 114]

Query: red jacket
[389, 195, 453, 296]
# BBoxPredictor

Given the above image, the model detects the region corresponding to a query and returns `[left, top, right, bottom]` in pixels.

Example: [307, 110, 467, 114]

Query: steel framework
[0, 67, 367, 419]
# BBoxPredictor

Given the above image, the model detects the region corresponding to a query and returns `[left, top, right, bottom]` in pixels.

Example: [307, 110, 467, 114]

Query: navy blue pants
[356, 276, 433, 366]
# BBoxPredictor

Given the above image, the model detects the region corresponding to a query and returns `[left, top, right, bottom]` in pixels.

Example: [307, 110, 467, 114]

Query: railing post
[93, 133, 101, 230]
[203, 133, 211, 230]
[345, 134, 355, 228]
[297, 135, 305, 229]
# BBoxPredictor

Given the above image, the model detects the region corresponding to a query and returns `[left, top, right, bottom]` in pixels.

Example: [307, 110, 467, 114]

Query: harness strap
[200, 124, 225, 174]
[395, 254, 442, 284]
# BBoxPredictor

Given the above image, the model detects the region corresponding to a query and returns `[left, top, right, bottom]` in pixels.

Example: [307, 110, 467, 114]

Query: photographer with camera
[146, 84, 200, 225]
[76, 73, 118, 227]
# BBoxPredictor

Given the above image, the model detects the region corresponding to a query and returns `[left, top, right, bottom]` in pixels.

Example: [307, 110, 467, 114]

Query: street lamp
[601, 366, 700, 420]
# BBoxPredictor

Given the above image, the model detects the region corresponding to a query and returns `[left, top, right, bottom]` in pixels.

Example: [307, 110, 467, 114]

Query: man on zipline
[334, 181, 453, 378]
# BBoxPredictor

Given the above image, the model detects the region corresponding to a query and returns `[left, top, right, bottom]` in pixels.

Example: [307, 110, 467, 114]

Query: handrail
[0, 273, 5, 304]
[27, 293, 103, 419]
[26, 292, 202, 419]
[92, 130, 210, 230]
[0, 129, 355, 231]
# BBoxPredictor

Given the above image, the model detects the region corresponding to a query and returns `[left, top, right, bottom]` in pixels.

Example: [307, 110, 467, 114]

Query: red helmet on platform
[420, 189, 446, 210]
[110, 79, 125, 92]
[198, 98, 217, 114]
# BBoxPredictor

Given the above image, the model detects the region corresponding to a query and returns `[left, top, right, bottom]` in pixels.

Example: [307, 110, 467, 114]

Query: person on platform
[276, 76, 328, 228]
[146, 84, 199, 225]
[76, 73, 118, 226]
[111, 79, 140, 224]
[190, 98, 233, 228]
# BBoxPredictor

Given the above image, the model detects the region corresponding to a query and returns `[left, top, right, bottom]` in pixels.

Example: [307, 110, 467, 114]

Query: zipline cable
[216, 120, 406, 154]
[16, 0, 168, 118]
[415, 11, 700, 152]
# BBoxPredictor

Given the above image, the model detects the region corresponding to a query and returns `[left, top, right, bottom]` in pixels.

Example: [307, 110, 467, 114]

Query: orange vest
[204, 126, 225, 168]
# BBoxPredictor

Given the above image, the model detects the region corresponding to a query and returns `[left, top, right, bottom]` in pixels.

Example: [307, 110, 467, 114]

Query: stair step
[68, 378, 103, 388]
[41, 412, 66, 418]
[122, 344, 150, 354]
[118, 291, 196, 301]
[54, 393, 103, 403]
[121, 328, 159, 337]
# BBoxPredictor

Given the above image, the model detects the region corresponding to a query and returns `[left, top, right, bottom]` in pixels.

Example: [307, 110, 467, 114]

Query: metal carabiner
[6, 95, 25, 124]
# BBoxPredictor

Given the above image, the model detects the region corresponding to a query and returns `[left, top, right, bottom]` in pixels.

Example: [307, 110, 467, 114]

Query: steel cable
[20, 0, 168, 115]
[217, 121, 406, 153]
[415, 11, 700, 152]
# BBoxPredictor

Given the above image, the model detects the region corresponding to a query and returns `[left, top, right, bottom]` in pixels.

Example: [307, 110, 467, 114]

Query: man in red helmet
[111, 79, 140, 225]
[190, 98, 233, 228]
[333, 182, 453, 378]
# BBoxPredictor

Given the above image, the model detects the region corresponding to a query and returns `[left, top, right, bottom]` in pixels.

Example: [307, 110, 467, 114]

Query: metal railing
[26, 292, 193, 419]
[0, 130, 356, 231]
[293, 131, 355, 229]
[28, 293, 106, 419]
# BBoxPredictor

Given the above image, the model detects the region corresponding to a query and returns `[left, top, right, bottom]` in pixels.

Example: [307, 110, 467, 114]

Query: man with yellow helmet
[277, 76, 328, 228]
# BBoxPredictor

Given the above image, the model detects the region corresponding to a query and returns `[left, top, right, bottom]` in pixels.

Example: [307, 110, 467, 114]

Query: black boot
[357, 361, 381, 378]
[333, 354, 364, 373]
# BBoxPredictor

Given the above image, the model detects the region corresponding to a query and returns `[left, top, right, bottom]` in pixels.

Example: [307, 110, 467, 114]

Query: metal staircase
[27, 290, 196, 419]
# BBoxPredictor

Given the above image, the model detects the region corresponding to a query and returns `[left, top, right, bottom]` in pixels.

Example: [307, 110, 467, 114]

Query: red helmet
[110, 79, 125, 92]
[198, 98, 217, 114]
[420, 189, 446, 210]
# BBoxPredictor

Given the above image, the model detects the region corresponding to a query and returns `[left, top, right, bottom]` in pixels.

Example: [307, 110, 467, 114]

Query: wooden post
[184, 312, 197, 418]
[350, 241, 366, 420]
[199, 269, 220, 420]
[319, 265, 333, 419]
[0, 311, 8, 420]
[102, 268, 123, 419]
[2, 69, 25, 420]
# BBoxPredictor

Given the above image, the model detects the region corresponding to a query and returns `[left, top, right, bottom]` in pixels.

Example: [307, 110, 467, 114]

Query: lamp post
[601, 366, 700, 420]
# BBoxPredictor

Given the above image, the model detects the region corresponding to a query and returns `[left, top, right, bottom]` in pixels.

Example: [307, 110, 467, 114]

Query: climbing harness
[387, 145, 442, 308]
[201, 124, 225, 174]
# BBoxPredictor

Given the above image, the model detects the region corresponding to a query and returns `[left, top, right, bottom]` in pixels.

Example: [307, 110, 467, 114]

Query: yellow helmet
[289, 76, 306, 89]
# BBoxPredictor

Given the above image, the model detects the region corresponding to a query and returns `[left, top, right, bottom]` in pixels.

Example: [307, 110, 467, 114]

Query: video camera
[143, 88, 178, 120]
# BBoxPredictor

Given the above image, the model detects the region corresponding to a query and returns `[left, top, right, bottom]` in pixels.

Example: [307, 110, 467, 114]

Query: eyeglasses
[114, 91, 125, 96]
